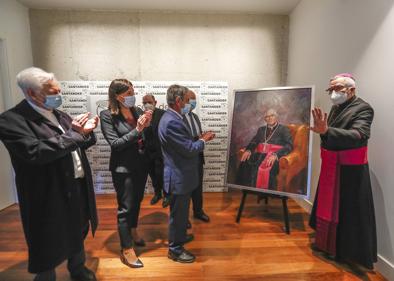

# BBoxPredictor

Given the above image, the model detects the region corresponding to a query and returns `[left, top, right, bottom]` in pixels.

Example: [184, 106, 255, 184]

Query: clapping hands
[136, 110, 153, 132]
[200, 131, 215, 142]
[72, 112, 99, 135]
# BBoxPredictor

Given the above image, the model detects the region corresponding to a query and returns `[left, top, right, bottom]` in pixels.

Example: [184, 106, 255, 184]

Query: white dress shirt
[184, 112, 201, 137]
[27, 100, 85, 178]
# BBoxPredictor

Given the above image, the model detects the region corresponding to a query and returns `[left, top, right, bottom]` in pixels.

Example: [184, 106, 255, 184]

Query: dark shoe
[120, 249, 144, 268]
[168, 249, 196, 263]
[187, 220, 192, 229]
[70, 266, 96, 281]
[150, 193, 162, 205]
[34, 270, 56, 281]
[162, 196, 170, 208]
[194, 211, 210, 222]
[184, 234, 194, 244]
[133, 238, 146, 247]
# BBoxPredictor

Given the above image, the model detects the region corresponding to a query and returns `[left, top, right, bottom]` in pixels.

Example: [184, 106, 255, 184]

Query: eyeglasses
[326, 84, 347, 94]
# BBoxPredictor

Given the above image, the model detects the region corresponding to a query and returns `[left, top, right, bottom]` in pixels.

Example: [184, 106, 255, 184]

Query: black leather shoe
[187, 220, 192, 229]
[133, 238, 146, 247]
[194, 211, 210, 222]
[168, 249, 196, 263]
[150, 193, 162, 205]
[184, 234, 194, 244]
[70, 266, 97, 281]
[162, 196, 170, 208]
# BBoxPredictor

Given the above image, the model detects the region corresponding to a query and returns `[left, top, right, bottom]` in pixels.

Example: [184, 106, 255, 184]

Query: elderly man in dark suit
[0, 67, 99, 281]
[158, 85, 215, 263]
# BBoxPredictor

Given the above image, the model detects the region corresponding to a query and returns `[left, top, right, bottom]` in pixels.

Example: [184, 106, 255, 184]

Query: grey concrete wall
[0, 0, 33, 209]
[29, 9, 289, 93]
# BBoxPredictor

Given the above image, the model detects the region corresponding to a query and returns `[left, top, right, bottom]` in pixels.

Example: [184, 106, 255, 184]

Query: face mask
[121, 95, 136, 107]
[143, 103, 155, 111]
[181, 103, 191, 115]
[330, 90, 348, 105]
[189, 99, 197, 110]
[44, 94, 62, 109]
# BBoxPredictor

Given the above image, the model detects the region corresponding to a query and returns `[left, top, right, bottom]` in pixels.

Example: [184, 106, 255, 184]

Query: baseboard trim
[294, 198, 313, 213]
[376, 254, 394, 280]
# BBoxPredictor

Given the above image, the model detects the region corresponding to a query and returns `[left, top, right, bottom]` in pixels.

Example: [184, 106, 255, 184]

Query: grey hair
[332, 76, 356, 88]
[16, 67, 56, 96]
[265, 108, 278, 117]
[166, 84, 189, 105]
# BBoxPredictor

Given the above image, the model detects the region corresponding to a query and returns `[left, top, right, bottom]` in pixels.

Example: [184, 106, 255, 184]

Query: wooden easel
[236, 189, 291, 234]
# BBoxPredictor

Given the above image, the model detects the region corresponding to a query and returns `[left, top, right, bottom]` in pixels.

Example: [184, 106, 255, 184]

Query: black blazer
[184, 112, 205, 165]
[100, 107, 148, 173]
[144, 108, 165, 160]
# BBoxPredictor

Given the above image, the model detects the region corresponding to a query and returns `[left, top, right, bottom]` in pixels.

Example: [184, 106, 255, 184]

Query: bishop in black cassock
[310, 73, 377, 270]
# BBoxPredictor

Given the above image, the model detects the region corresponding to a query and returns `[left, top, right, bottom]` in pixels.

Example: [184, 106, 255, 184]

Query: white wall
[287, 0, 394, 279]
[0, 0, 33, 209]
[29, 10, 289, 94]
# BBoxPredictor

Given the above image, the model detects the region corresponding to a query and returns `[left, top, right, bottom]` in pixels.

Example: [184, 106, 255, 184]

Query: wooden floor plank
[0, 191, 387, 281]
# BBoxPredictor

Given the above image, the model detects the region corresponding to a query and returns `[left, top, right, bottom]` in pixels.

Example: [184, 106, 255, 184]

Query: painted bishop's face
[264, 112, 278, 126]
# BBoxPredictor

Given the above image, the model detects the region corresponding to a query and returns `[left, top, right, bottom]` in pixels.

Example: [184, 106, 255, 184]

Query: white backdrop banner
[59, 81, 228, 194]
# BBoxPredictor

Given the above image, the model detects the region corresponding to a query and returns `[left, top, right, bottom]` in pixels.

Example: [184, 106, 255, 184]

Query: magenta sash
[255, 143, 283, 189]
[315, 146, 368, 256]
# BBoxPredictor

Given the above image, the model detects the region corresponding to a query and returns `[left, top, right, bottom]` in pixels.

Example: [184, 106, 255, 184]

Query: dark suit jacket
[0, 100, 97, 273]
[158, 109, 205, 195]
[144, 108, 165, 160]
[184, 111, 205, 165]
[99, 107, 148, 173]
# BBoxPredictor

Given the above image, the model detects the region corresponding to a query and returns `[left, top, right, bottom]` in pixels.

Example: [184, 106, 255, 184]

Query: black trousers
[191, 158, 204, 214]
[147, 156, 167, 196]
[34, 178, 90, 281]
[112, 171, 148, 249]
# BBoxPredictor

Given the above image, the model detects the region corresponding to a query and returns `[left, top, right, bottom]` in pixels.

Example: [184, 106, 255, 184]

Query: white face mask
[330, 90, 348, 105]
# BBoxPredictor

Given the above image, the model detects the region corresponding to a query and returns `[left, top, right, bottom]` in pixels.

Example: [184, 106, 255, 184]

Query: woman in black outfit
[100, 79, 152, 268]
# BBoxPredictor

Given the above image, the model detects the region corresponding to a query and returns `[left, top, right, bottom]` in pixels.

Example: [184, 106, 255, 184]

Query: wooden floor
[0, 191, 387, 281]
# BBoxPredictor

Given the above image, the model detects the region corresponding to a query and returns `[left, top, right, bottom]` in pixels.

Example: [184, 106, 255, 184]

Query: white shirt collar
[168, 108, 183, 119]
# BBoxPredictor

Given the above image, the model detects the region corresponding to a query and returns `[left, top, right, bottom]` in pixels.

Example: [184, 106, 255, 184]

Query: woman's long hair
[108, 79, 133, 115]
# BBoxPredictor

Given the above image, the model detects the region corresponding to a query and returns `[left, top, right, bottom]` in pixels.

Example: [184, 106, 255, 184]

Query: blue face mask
[121, 95, 136, 107]
[181, 103, 191, 115]
[44, 94, 62, 109]
[189, 99, 197, 110]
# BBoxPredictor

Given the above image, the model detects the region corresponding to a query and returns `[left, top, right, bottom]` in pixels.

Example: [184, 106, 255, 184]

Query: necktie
[189, 114, 198, 138]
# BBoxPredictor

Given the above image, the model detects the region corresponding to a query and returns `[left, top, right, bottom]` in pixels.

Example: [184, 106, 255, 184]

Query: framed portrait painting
[226, 86, 314, 198]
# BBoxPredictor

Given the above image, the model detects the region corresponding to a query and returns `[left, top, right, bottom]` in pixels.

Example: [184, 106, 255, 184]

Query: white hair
[332, 76, 356, 88]
[265, 108, 278, 117]
[16, 67, 56, 95]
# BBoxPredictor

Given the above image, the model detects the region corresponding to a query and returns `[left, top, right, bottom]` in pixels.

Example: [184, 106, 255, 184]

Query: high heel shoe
[120, 249, 144, 268]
